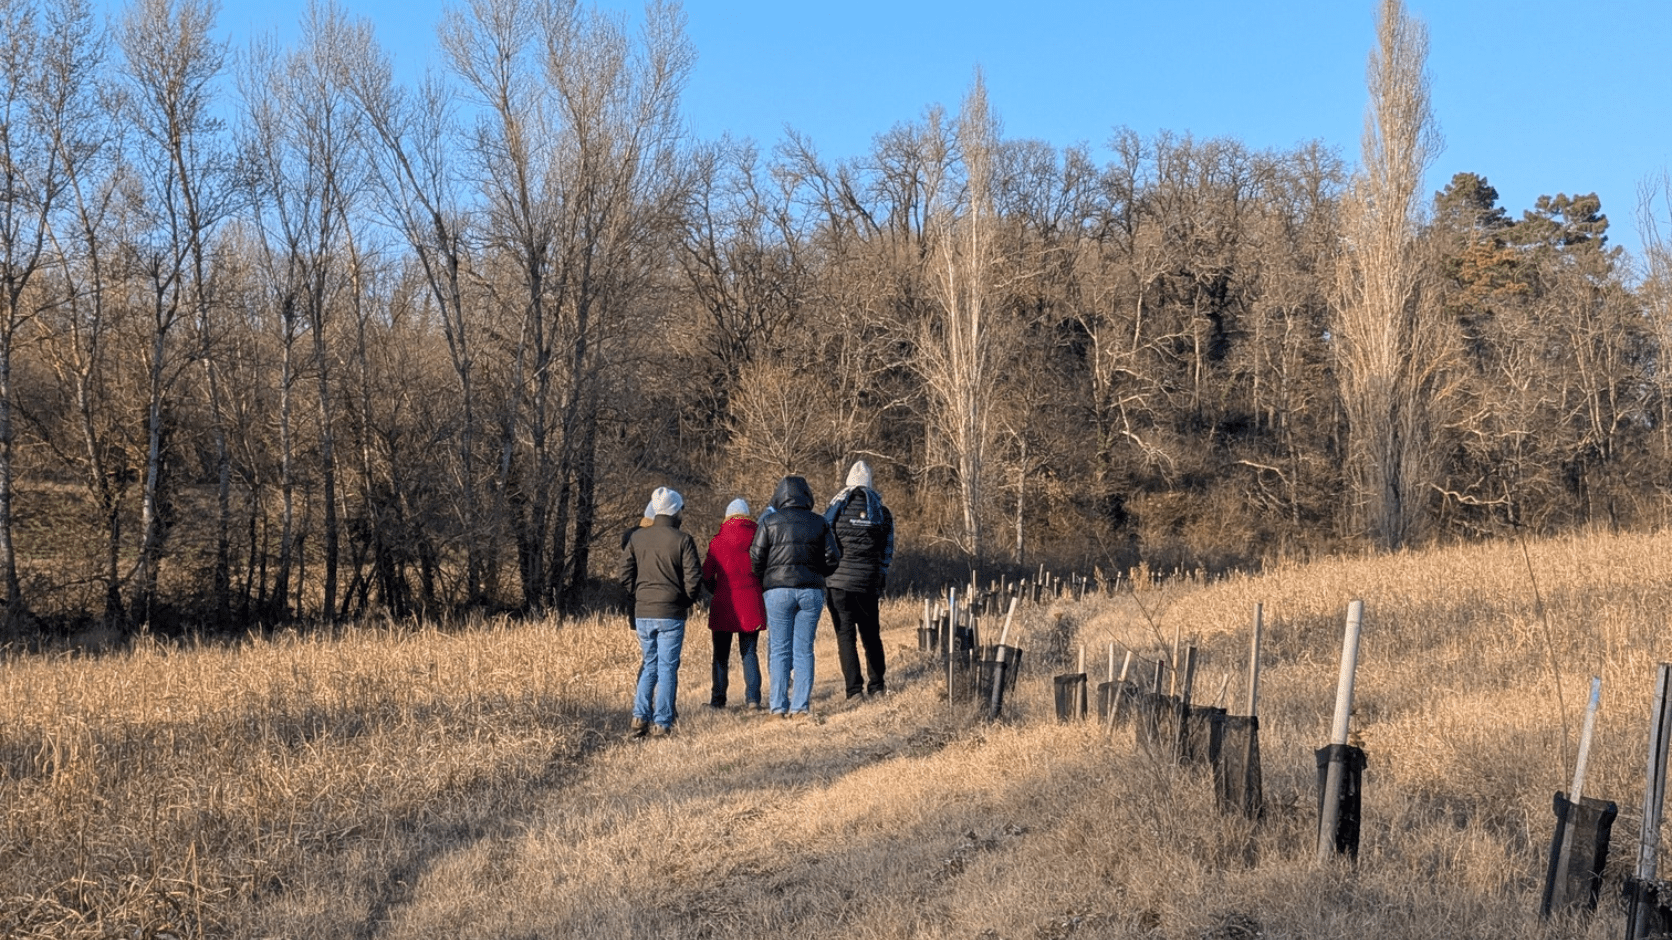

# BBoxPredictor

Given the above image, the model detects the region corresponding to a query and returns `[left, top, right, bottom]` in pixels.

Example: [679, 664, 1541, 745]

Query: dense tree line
[1, 0, 1668, 638]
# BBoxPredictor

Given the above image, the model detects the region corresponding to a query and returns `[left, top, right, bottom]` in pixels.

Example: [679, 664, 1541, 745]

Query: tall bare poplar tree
[1335, 0, 1445, 549]
[923, 71, 1001, 560]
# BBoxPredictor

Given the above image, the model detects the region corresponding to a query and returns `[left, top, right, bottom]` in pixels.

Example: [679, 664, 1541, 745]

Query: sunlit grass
[4, 528, 1671, 937]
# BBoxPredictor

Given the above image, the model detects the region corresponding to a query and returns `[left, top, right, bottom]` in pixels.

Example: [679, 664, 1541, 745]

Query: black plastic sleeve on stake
[1096, 681, 1134, 722]
[1181, 704, 1227, 766]
[1133, 692, 1180, 758]
[1540, 791, 1617, 918]
[1054, 673, 1088, 721]
[1629, 663, 1672, 940]
[986, 649, 1009, 719]
[975, 644, 1022, 718]
[1212, 714, 1264, 818]
[1622, 879, 1672, 939]
[1315, 744, 1367, 860]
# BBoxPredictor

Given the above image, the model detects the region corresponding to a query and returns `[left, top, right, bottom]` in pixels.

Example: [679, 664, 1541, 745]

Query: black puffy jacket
[750, 476, 841, 590]
[823, 486, 893, 594]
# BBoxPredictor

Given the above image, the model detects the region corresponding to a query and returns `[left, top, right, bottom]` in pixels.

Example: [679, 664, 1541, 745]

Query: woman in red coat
[702, 498, 768, 708]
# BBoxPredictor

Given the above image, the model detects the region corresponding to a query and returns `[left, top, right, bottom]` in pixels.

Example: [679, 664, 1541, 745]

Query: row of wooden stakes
[913, 593, 1672, 935]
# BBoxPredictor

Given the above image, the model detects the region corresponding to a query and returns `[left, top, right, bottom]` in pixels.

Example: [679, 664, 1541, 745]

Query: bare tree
[7, 0, 135, 629]
[919, 71, 1003, 560]
[541, 0, 691, 607]
[1333, 0, 1447, 549]
[120, 0, 236, 628]
[0, 0, 100, 633]
[38, 0, 127, 626]
[240, 1, 367, 622]
[112, 0, 235, 627]
[774, 126, 936, 493]
[675, 140, 807, 399]
[1639, 173, 1672, 499]
[441, 0, 560, 612]
[444, 0, 690, 611]
[344, 25, 490, 605]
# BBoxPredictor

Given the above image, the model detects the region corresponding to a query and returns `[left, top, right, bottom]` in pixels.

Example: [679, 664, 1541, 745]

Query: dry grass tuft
[5, 529, 1672, 937]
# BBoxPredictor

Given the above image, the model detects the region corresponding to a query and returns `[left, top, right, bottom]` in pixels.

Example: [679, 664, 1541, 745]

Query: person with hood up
[618, 486, 703, 738]
[700, 498, 767, 709]
[750, 476, 841, 717]
[823, 460, 895, 699]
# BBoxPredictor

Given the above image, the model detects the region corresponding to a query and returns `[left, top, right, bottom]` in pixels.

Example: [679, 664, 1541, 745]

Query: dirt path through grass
[347, 617, 1143, 939]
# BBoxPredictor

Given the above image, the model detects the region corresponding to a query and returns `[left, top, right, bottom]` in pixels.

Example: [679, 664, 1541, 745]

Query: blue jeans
[765, 587, 823, 714]
[633, 618, 686, 728]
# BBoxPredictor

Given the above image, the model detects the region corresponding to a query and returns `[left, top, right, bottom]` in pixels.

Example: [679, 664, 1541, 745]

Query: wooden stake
[1551, 676, 1604, 914]
[1176, 646, 1198, 763]
[998, 595, 1018, 648]
[945, 587, 958, 705]
[1318, 599, 1365, 864]
[947, 588, 957, 660]
[1630, 665, 1672, 939]
[1327, 600, 1364, 747]
[1076, 643, 1088, 718]
[1179, 646, 1198, 707]
[1572, 676, 1602, 802]
[1169, 620, 1181, 697]
[1241, 602, 1266, 821]
[1107, 649, 1134, 733]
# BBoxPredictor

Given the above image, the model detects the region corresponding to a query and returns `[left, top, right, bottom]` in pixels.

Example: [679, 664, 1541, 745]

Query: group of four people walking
[618, 462, 894, 737]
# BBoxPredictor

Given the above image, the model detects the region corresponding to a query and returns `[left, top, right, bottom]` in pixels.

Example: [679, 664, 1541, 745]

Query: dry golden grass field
[5, 528, 1672, 938]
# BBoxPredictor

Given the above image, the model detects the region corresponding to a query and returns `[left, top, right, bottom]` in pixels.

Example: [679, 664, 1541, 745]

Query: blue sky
[203, 1, 1670, 258]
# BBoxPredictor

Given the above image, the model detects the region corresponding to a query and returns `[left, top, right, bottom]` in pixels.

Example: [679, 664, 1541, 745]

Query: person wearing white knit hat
[823, 460, 895, 699]
[619, 486, 702, 737]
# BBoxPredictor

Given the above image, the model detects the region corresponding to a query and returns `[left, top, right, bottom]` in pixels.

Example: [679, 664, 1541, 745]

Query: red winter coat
[702, 516, 767, 633]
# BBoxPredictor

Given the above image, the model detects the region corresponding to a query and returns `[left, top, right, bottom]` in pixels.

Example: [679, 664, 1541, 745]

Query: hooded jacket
[618, 514, 704, 620]
[701, 515, 767, 632]
[823, 484, 894, 594]
[750, 476, 841, 590]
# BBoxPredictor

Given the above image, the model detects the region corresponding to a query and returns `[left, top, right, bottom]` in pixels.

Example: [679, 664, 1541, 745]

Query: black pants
[826, 587, 885, 697]
[711, 630, 761, 706]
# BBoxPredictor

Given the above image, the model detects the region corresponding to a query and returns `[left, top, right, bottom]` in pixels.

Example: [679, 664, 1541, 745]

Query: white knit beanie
[846, 460, 874, 489]
[725, 497, 750, 518]
[650, 486, 683, 517]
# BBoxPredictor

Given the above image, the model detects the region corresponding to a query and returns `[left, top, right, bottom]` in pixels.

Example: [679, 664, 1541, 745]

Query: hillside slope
[6, 529, 1671, 938]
